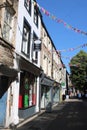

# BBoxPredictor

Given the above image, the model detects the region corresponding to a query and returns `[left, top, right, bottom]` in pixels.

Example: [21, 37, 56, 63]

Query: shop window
[34, 5, 38, 27]
[24, 0, 31, 15]
[21, 19, 31, 57]
[19, 71, 37, 109]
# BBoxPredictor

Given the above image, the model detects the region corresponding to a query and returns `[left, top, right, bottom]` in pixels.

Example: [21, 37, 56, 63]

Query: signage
[33, 39, 41, 51]
[61, 82, 65, 86]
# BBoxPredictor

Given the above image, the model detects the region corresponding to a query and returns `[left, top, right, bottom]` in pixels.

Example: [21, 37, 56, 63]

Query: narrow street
[16, 98, 87, 130]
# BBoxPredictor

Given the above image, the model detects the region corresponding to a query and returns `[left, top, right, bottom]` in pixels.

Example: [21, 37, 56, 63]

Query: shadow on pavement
[16, 97, 87, 130]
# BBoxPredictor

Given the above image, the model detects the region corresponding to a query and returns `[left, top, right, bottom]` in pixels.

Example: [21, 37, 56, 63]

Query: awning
[18, 56, 41, 76]
[53, 81, 61, 87]
[41, 74, 61, 87]
[0, 64, 18, 77]
[41, 76, 54, 87]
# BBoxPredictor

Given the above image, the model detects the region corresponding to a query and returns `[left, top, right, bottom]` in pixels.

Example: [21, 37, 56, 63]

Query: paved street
[16, 98, 87, 130]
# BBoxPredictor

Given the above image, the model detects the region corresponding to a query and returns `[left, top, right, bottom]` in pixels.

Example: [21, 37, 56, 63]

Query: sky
[36, 0, 87, 73]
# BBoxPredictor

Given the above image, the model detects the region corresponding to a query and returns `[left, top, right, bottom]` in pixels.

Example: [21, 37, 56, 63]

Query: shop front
[40, 76, 54, 109]
[0, 66, 18, 128]
[52, 82, 61, 105]
[18, 56, 41, 119]
[0, 38, 18, 128]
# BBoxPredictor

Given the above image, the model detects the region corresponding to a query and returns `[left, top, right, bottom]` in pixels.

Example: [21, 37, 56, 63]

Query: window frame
[3, 7, 13, 42]
[32, 32, 38, 64]
[19, 71, 37, 109]
[24, 0, 32, 15]
[21, 18, 31, 58]
[34, 5, 38, 27]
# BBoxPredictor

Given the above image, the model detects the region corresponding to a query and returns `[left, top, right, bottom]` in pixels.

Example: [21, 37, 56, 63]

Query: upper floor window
[24, 0, 31, 15]
[34, 5, 38, 27]
[3, 7, 13, 42]
[21, 19, 31, 57]
[48, 40, 51, 51]
[32, 33, 38, 64]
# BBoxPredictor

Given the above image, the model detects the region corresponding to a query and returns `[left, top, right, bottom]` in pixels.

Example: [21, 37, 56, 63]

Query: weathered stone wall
[0, 38, 14, 66]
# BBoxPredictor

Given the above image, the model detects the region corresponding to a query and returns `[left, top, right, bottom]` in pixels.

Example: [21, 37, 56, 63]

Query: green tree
[69, 50, 87, 91]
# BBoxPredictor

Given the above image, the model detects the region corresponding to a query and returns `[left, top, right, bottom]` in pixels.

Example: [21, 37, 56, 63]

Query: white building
[12, 0, 42, 125]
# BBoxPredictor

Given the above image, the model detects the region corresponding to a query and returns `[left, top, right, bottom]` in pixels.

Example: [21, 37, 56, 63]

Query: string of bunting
[69, 63, 80, 67]
[32, 0, 87, 36]
[57, 43, 87, 52]
[17, 20, 87, 59]
[15, 1, 87, 62]
[17, 22, 80, 67]
[55, 63, 80, 68]
[18, 21, 87, 60]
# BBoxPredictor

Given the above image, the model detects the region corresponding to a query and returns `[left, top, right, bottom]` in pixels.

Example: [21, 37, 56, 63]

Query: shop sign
[33, 40, 41, 51]
[41, 77, 53, 87]
[61, 82, 65, 86]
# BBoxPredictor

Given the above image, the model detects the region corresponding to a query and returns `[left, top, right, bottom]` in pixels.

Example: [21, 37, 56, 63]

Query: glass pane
[25, 0, 31, 13]
[22, 22, 31, 56]
[3, 23, 10, 40]
[4, 9, 12, 25]
[34, 6, 38, 26]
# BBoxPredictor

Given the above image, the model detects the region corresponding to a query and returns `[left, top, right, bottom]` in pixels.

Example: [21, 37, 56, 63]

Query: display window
[19, 71, 37, 109]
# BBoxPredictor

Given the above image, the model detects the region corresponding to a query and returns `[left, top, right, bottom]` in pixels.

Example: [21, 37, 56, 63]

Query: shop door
[45, 87, 50, 106]
[41, 86, 45, 108]
[0, 76, 8, 127]
[0, 92, 7, 127]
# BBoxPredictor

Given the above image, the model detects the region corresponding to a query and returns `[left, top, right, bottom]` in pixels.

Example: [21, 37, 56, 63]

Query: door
[0, 92, 7, 127]
[0, 76, 8, 127]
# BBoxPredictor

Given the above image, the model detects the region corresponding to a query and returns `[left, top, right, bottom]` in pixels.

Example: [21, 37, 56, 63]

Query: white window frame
[24, 0, 31, 15]
[21, 19, 31, 57]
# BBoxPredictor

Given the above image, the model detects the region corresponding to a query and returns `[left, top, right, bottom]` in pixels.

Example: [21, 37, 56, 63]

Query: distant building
[40, 20, 61, 110]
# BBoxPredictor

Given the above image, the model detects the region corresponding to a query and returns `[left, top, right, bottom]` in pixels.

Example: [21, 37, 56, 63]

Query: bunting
[56, 63, 80, 68]
[32, 0, 87, 36]
[57, 43, 87, 52]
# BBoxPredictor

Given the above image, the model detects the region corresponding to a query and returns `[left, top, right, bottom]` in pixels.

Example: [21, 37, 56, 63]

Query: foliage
[69, 50, 87, 90]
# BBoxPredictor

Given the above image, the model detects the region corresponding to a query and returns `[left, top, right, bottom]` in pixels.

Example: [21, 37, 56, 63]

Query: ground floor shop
[41, 85, 52, 109]
[0, 66, 17, 128]
[0, 55, 41, 128]
[18, 71, 40, 119]
[40, 76, 61, 110]
[52, 82, 61, 105]
[17, 56, 41, 120]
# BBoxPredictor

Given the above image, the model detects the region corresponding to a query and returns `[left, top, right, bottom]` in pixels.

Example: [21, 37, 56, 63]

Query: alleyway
[16, 98, 87, 130]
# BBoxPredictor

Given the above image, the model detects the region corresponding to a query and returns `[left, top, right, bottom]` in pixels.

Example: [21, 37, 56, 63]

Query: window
[43, 54, 47, 74]
[48, 40, 51, 52]
[3, 7, 13, 42]
[32, 33, 38, 63]
[19, 71, 37, 109]
[21, 19, 31, 57]
[48, 60, 51, 77]
[34, 5, 38, 27]
[24, 0, 31, 14]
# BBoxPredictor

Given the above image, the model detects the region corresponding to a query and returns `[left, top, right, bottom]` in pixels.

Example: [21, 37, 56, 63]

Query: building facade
[0, 0, 42, 128]
[0, 0, 69, 128]
[0, 0, 19, 127]
[40, 21, 61, 110]
[11, 0, 42, 126]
